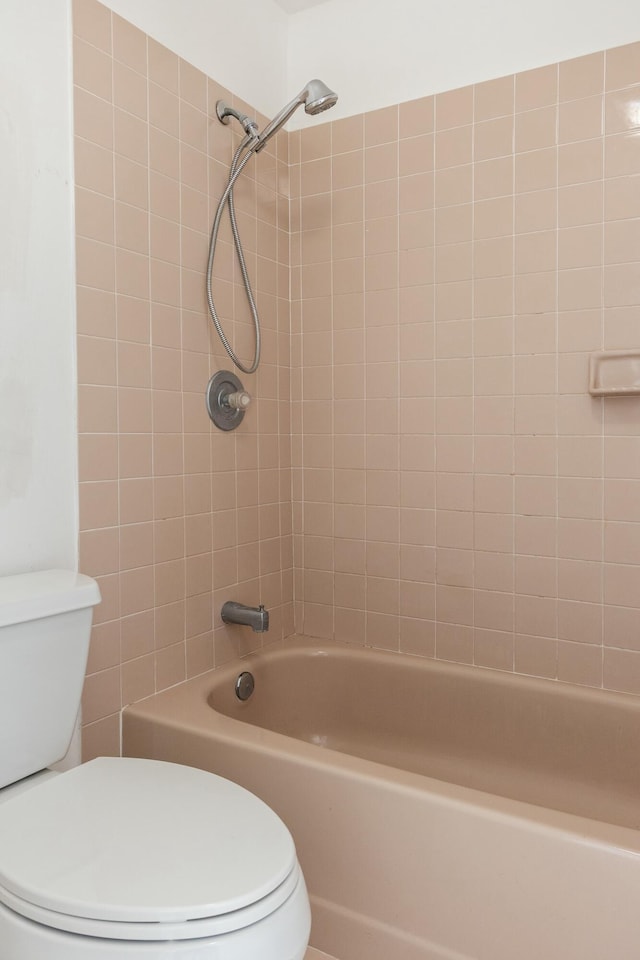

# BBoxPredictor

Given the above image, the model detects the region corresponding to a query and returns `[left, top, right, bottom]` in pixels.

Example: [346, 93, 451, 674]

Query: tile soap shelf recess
[589, 351, 640, 397]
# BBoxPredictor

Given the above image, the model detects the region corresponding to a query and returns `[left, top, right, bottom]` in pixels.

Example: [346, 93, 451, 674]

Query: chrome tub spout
[221, 601, 269, 633]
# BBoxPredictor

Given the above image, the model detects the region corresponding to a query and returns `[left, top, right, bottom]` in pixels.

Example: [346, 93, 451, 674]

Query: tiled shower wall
[74, 0, 640, 756]
[291, 42, 640, 695]
[73, 0, 292, 758]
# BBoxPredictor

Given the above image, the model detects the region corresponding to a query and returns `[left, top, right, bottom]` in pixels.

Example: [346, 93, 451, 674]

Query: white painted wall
[288, 0, 640, 124]
[100, 0, 290, 119]
[0, 0, 77, 576]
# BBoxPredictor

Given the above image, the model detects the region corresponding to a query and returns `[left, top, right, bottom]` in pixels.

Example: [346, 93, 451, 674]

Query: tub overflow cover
[235, 671, 255, 701]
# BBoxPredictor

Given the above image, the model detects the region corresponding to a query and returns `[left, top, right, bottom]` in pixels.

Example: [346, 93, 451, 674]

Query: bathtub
[123, 639, 640, 960]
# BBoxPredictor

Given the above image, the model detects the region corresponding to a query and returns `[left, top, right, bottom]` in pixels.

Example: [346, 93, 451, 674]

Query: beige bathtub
[123, 639, 640, 960]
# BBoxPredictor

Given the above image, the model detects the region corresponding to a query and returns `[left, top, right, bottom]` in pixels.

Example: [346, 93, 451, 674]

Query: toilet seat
[0, 758, 299, 941]
[0, 867, 304, 941]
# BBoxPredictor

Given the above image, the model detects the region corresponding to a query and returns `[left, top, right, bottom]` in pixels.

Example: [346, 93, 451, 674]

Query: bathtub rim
[122, 635, 640, 856]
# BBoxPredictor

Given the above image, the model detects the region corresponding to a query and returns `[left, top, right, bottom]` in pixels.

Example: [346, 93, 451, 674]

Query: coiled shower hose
[206, 134, 262, 375]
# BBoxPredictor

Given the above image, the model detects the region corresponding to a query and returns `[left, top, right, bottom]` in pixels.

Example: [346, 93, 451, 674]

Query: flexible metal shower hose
[206, 135, 262, 374]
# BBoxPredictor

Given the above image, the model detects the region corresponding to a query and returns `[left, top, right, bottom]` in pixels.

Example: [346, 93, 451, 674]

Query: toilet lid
[0, 758, 297, 929]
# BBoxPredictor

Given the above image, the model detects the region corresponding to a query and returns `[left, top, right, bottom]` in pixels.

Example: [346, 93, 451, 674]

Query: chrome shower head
[303, 78, 339, 115]
[255, 79, 338, 151]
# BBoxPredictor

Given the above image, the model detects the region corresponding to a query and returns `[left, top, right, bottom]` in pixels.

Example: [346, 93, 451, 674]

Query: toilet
[0, 570, 311, 959]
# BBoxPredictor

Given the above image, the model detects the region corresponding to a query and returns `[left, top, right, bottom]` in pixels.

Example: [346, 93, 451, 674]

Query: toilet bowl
[0, 570, 310, 959]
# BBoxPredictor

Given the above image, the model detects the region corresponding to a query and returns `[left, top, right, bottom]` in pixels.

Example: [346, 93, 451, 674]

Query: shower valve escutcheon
[206, 370, 251, 431]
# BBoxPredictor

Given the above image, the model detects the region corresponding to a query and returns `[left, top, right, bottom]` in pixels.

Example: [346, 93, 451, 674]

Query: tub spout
[221, 601, 269, 633]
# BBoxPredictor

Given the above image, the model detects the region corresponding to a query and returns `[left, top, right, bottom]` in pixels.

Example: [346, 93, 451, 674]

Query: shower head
[255, 79, 338, 151]
[303, 78, 339, 115]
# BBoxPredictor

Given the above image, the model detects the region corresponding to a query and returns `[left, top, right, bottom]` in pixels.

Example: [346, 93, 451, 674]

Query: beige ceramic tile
[76, 20, 640, 743]
[73, 0, 112, 53]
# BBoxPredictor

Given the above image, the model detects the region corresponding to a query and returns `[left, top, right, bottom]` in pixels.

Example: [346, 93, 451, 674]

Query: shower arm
[216, 101, 260, 139]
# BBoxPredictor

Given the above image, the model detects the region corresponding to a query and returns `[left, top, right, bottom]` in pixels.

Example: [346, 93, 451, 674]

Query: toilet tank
[0, 570, 101, 789]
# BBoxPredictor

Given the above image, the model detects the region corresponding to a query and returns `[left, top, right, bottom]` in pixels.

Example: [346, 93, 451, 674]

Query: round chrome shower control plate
[206, 370, 249, 431]
[235, 671, 255, 701]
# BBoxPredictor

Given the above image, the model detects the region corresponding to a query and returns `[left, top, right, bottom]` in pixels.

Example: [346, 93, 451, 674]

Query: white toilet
[0, 570, 311, 959]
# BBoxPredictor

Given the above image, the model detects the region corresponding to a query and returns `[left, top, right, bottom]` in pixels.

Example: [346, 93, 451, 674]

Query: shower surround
[290, 42, 640, 691]
[73, 0, 640, 751]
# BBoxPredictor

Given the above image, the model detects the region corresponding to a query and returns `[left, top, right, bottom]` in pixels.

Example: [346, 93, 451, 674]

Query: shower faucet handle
[224, 390, 251, 411]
